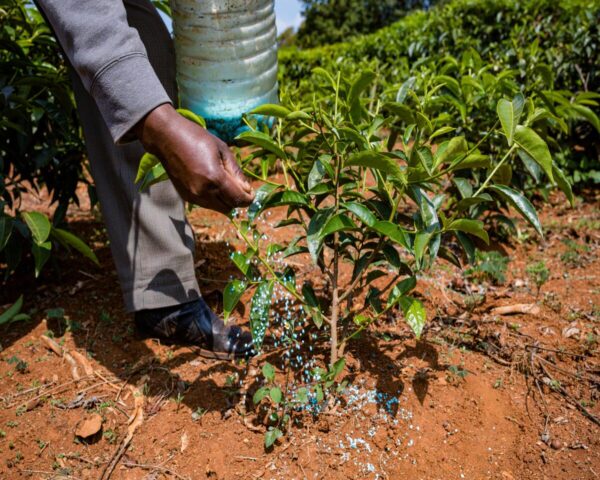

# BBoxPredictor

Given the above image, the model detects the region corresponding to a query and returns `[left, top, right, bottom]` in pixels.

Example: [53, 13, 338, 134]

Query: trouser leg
[69, 0, 200, 312]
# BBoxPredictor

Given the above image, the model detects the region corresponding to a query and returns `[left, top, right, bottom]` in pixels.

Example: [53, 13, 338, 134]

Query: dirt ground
[0, 184, 598, 480]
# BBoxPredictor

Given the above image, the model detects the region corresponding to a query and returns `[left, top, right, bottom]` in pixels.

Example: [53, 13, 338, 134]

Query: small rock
[550, 439, 562, 450]
[75, 413, 102, 438]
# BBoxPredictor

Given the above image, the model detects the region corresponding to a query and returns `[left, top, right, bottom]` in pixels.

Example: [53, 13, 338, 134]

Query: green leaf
[231, 251, 252, 276]
[387, 276, 417, 309]
[497, 93, 524, 146]
[489, 185, 543, 236]
[371, 221, 409, 249]
[139, 163, 168, 191]
[32, 240, 51, 277]
[264, 428, 283, 449]
[320, 214, 356, 238]
[253, 386, 270, 404]
[329, 357, 346, 379]
[223, 279, 246, 322]
[308, 158, 327, 190]
[135, 152, 160, 184]
[429, 126, 456, 142]
[396, 76, 416, 103]
[343, 203, 376, 227]
[52, 228, 99, 265]
[249, 281, 273, 349]
[0, 216, 13, 252]
[399, 297, 426, 339]
[384, 102, 415, 124]
[176, 108, 206, 127]
[348, 70, 376, 122]
[447, 219, 489, 244]
[21, 211, 51, 245]
[513, 126, 554, 183]
[307, 208, 332, 264]
[0, 295, 23, 326]
[455, 231, 475, 264]
[302, 283, 323, 328]
[569, 104, 600, 133]
[248, 183, 278, 221]
[451, 153, 490, 171]
[236, 130, 286, 159]
[346, 151, 404, 180]
[552, 163, 574, 207]
[250, 104, 291, 118]
[269, 387, 283, 404]
[262, 362, 275, 382]
[434, 136, 468, 170]
[294, 387, 309, 404]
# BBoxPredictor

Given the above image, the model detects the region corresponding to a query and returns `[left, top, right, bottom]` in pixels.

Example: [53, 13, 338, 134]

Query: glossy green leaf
[552, 163, 574, 207]
[248, 183, 279, 221]
[371, 221, 409, 249]
[236, 130, 286, 158]
[400, 296, 426, 339]
[387, 276, 417, 309]
[346, 151, 404, 180]
[135, 153, 160, 185]
[52, 228, 99, 265]
[0, 295, 23, 326]
[177, 108, 206, 127]
[489, 184, 543, 236]
[447, 218, 489, 244]
[307, 208, 332, 264]
[319, 213, 356, 238]
[32, 240, 51, 277]
[348, 70, 376, 122]
[21, 211, 51, 245]
[250, 103, 292, 118]
[434, 136, 468, 169]
[139, 163, 168, 191]
[513, 125, 554, 183]
[343, 202, 376, 227]
[223, 279, 246, 322]
[264, 427, 283, 449]
[497, 93, 524, 145]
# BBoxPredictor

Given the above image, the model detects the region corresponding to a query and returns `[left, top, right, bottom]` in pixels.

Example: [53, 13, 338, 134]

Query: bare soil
[0, 184, 598, 480]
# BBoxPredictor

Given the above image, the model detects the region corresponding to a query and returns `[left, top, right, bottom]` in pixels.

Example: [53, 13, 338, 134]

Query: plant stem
[473, 144, 517, 197]
[330, 233, 339, 367]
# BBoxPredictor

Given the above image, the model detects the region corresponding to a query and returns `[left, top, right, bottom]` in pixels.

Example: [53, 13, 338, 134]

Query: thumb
[221, 146, 253, 195]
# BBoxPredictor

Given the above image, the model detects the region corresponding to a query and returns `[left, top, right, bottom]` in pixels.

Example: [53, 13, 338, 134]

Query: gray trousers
[71, 0, 200, 312]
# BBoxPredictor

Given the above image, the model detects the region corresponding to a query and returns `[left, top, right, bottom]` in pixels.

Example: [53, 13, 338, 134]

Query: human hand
[134, 104, 254, 214]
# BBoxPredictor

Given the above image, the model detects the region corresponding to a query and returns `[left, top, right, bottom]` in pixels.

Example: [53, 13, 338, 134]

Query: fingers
[218, 146, 254, 208]
[220, 145, 253, 195]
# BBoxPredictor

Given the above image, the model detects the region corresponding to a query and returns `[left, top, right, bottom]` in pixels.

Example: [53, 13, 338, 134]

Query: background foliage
[295, 0, 436, 48]
[1, 0, 93, 278]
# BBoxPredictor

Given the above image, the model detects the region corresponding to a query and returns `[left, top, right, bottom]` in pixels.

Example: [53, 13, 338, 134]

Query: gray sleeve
[36, 0, 172, 143]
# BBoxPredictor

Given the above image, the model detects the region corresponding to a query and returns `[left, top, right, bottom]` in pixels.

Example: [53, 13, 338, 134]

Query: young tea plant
[136, 68, 571, 371]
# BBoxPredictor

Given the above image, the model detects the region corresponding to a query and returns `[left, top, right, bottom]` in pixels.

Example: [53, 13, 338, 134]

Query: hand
[134, 103, 254, 214]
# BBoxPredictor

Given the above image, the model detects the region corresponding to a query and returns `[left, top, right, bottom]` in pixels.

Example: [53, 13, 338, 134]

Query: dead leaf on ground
[491, 304, 540, 316]
[75, 413, 103, 438]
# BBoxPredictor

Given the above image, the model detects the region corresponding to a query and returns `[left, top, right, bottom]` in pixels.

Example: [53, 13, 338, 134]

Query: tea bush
[1, 0, 96, 278]
[280, 0, 600, 186]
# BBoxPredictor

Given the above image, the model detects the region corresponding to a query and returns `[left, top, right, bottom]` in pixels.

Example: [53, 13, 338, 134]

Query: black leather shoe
[134, 298, 255, 360]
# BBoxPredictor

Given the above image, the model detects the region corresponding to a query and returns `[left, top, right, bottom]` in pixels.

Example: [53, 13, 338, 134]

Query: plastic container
[171, 0, 279, 142]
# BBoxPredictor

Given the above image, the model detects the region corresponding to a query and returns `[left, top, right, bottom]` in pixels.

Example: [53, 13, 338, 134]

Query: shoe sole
[135, 331, 253, 361]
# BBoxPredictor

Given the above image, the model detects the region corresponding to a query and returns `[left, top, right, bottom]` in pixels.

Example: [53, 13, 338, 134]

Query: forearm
[36, 0, 172, 143]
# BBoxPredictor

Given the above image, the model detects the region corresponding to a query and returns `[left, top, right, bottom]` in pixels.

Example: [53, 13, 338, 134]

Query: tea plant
[526, 260, 550, 296]
[138, 68, 569, 370]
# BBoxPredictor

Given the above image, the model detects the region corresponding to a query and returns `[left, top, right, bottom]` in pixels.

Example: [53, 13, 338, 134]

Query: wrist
[133, 103, 177, 153]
